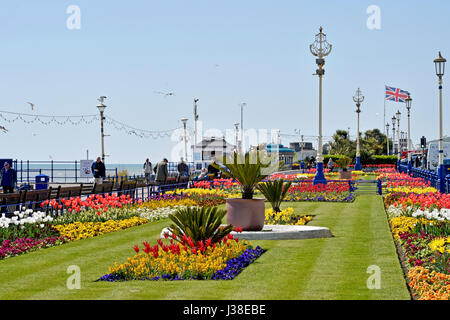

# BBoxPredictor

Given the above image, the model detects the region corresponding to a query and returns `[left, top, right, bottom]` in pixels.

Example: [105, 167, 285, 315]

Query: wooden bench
[0, 192, 22, 215]
[22, 189, 52, 210]
[92, 182, 114, 195]
[54, 185, 83, 199]
[117, 180, 137, 198]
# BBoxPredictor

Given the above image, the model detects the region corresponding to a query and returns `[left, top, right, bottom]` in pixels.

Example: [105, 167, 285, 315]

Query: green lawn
[0, 194, 410, 300]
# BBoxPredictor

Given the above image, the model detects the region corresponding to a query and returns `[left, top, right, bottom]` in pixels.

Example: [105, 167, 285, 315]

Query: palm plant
[213, 151, 271, 199]
[335, 156, 352, 172]
[257, 179, 292, 213]
[168, 206, 234, 245]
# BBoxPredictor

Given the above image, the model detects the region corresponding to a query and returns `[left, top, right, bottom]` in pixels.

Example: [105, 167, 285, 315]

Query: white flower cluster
[0, 209, 53, 229]
[139, 205, 195, 222]
[412, 208, 450, 221]
[387, 205, 450, 221]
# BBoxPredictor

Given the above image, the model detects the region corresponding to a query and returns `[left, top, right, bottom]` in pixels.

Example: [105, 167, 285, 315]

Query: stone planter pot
[339, 170, 352, 180]
[225, 198, 265, 231]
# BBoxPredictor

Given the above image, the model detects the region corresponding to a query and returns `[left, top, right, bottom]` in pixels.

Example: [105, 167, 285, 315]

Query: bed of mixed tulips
[98, 229, 265, 281]
[192, 177, 356, 203]
[380, 172, 450, 300]
[0, 193, 215, 260]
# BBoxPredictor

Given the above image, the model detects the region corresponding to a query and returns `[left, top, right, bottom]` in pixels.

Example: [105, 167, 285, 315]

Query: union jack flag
[385, 85, 409, 103]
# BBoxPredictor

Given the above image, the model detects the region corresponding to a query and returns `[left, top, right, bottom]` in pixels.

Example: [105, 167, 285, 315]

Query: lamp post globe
[310, 27, 332, 185]
[353, 88, 364, 171]
[434, 52, 446, 192]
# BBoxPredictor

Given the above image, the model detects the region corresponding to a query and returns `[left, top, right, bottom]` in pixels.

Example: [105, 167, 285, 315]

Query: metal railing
[377, 165, 450, 194]
[10, 159, 194, 185]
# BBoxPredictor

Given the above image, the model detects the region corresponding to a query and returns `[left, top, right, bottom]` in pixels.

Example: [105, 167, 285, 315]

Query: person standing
[154, 158, 168, 185]
[91, 157, 106, 185]
[143, 158, 153, 184]
[177, 157, 188, 177]
[0, 162, 17, 193]
[207, 158, 220, 179]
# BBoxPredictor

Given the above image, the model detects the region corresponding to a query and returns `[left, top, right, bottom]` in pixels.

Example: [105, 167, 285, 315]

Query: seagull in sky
[153, 90, 175, 97]
[0, 125, 7, 133]
[27, 102, 35, 110]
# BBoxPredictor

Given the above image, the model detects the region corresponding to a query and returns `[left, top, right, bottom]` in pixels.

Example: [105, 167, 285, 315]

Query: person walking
[177, 157, 188, 178]
[91, 157, 106, 185]
[327, 158, 334, 172]
[0, 162, 17, 193]
[143, 158, 153, 184]
[154, 158, 168, 185]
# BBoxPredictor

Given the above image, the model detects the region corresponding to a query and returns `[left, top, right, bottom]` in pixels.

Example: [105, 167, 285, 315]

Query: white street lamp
[181, 118, 188, 163]
[353, 88, 364, 170]
[239, 103, 246, 153]
[234, 122, 239, 152]
[405, 95, 413, 173]
[386, 123, 390, 155]
[392, 115, 397, 156]
[310, 27, 332, 185]
[96, 96, 107, 163]
[396, 109, 401, 166]
[434, 51, 446, 192]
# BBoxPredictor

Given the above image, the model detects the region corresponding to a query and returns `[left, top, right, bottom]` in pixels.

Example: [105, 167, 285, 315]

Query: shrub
[167, 206, 234, 245]
[257, 179, 292, 212]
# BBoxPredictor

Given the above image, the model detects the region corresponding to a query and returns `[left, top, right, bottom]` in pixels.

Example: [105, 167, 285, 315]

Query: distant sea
[14, 163, 149, 183]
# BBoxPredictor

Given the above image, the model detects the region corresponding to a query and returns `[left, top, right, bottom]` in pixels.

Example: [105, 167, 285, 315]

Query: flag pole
[383, 86, 387, 155]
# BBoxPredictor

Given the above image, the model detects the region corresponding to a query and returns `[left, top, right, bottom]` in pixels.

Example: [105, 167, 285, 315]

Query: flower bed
[53, 217, 148, 241]
[286, 182, 355, 202]
[0, 236, 68, 259]
[0, 193, 206, 260]
[381, 172, 450, 300]
[265, 208, 312, 226]
[98, 234, 265, 281]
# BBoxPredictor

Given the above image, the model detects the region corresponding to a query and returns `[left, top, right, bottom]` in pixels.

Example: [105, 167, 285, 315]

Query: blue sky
[0, 0, 449, 163]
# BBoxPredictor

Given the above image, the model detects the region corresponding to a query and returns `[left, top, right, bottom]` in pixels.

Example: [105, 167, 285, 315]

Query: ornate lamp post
[353, 88, 364, 170]
[396, 110, 401, 168]
[96, 96, 107, 163]
[405, 95, 413, 173]
[392, 116, 397, 156]
[234, 122, 239, 152]
[386, 123, 390, 155]
[434, 52, 446, 192]
[193, 98, 199, 167]
[310, 27, 332, 185]
[181, 118, 188, 162]
[239, 102, 246, 153]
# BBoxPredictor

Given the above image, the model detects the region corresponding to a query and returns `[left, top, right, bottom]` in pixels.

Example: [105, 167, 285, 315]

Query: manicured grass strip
[0, 195, 410, 300]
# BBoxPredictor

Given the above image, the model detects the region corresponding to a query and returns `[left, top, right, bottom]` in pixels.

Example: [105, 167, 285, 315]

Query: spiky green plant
[168, 206, 234, 245]
[213, 151, 273, 199]
[257, 179, 292, 213]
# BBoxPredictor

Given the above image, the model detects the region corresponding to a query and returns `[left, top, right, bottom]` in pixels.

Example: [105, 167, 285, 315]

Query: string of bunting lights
[0, 110, 187, 140]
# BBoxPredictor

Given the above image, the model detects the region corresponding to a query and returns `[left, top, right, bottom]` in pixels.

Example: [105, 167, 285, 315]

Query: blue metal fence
[10, 160, 194, 185]
[387, 164, 450, 194]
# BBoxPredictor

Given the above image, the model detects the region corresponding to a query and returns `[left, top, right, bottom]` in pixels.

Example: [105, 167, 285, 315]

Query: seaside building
[192, 136, 235, 170]
[289, 142, 318, 161]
